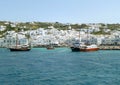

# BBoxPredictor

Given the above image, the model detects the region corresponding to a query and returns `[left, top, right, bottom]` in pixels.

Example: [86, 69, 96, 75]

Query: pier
[99, 46, 120, 50]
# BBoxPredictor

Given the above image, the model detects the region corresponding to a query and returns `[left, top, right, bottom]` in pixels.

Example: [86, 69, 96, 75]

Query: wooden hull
[71, 47, 99, 52]
[9, 48, 31, 51]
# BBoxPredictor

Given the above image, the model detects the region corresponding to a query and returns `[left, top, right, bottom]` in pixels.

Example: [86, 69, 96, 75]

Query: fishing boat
[46, 35, 54, 50]
[46, 45, 54, 50]
[71, 43, 99, 52]
[70, 29, 99, 52]
[46, 40, 54, 50]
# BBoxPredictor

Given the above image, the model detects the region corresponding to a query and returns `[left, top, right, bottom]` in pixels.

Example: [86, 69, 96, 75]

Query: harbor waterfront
[0, 48, 120, 85]
[99, 45, 120, 50]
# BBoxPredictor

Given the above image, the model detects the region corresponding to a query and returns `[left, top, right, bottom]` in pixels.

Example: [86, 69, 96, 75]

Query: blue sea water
[0, 48, 120, 85]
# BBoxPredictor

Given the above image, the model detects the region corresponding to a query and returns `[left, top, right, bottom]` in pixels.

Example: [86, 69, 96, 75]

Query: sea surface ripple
[0, 48, 120, 85]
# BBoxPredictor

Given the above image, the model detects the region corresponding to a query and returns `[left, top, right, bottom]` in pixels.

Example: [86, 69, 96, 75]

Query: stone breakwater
[99, 46, 120, 50]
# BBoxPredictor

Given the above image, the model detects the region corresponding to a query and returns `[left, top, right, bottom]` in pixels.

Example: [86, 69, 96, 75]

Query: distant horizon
[1, 20, 120, 24]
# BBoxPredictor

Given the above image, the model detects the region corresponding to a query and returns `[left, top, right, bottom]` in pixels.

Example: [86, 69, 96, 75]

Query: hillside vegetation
[0, 21, 120, 36]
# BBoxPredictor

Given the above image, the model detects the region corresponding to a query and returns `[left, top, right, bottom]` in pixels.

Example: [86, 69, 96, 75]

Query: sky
[0, 0, 120, 23]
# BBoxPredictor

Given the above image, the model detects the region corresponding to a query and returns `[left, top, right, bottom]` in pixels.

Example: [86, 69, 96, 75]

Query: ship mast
[78, 28, 81, 43]
[26, 30, 31, 48]
[15, 28, 19, 48]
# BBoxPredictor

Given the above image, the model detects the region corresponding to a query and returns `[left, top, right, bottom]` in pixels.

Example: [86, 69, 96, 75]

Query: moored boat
[70, 28, 99, 52]
[46, 45, 54, 50]
[46, 38, 55, 50]
[9, 45, 31, 51]
[71, 44, 99, 52]
[8, 31, 31, 51]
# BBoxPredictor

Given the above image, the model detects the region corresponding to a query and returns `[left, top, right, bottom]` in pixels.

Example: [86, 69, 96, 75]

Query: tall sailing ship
[9, 32, 31, 51]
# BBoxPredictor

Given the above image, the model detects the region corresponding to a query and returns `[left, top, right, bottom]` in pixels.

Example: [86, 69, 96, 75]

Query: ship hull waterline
[71, 47, 99, 52]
